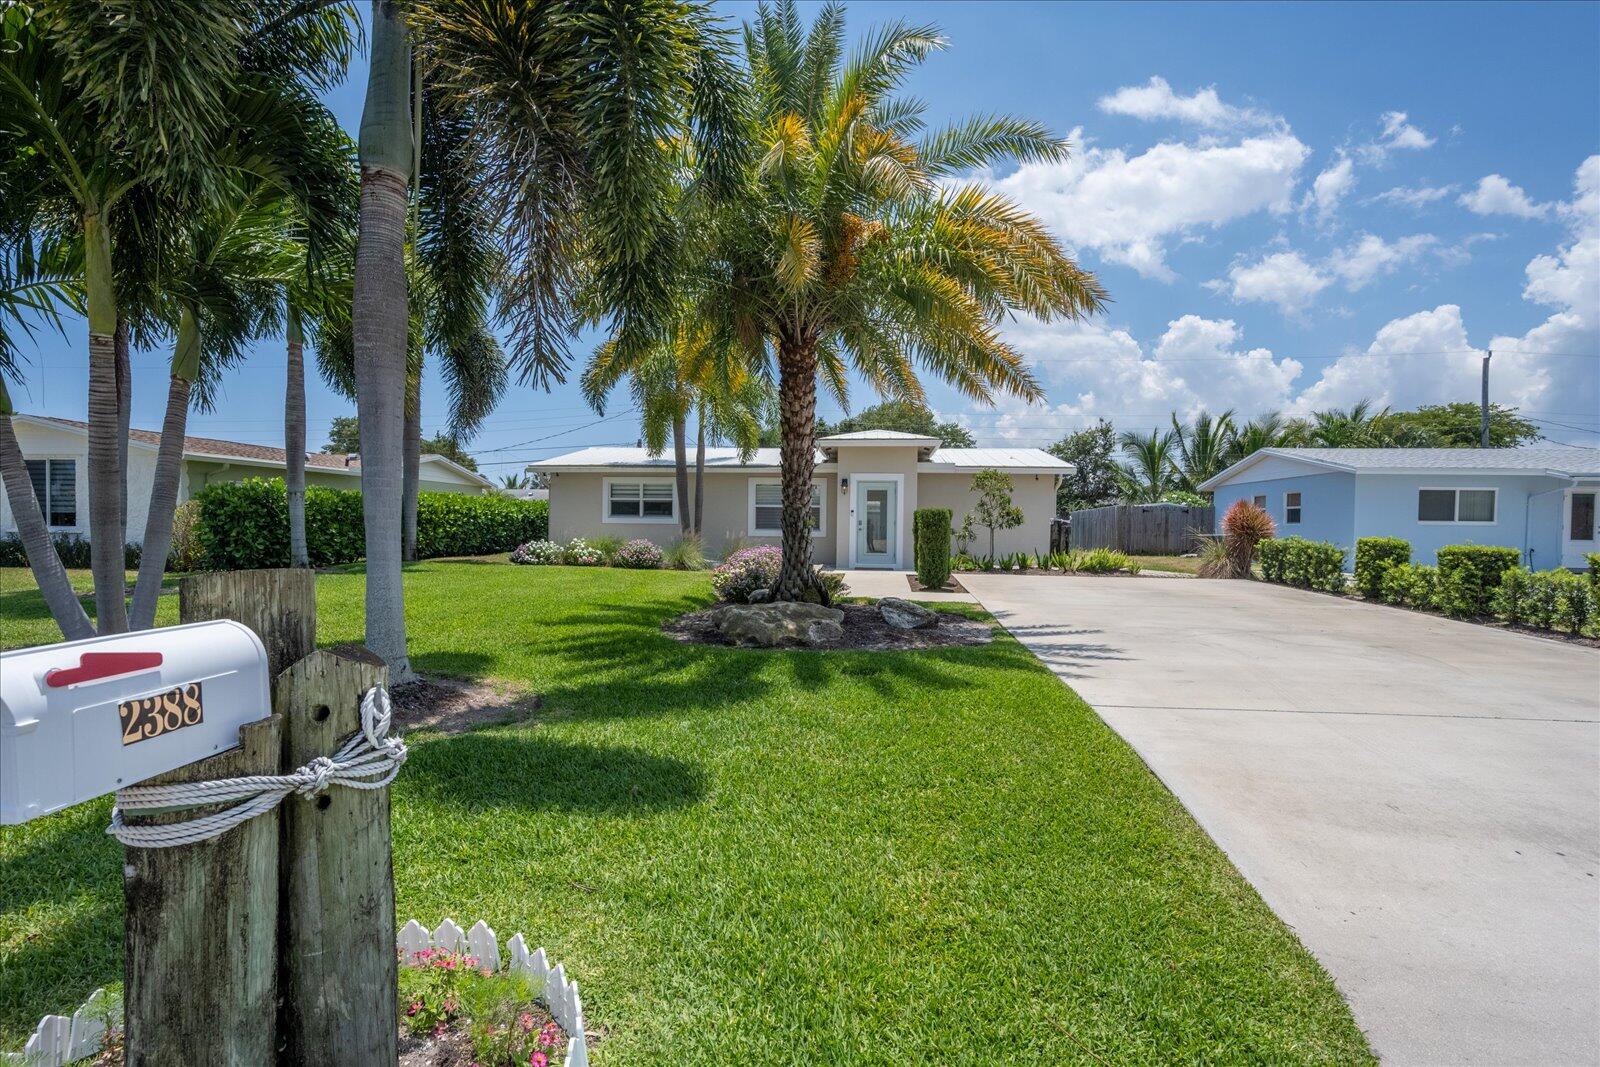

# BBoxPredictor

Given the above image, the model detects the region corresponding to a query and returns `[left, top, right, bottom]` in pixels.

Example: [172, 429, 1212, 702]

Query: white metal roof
[1199, 445, 1600, 490]
[817, 429, 941, 446]
[530, 443, 1071, 474]
[924, 447, 1071, 473]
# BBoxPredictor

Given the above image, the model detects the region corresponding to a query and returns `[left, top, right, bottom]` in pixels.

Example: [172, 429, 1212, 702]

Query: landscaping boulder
[878, 597, 938, 630]
[713, 602, 845, 647]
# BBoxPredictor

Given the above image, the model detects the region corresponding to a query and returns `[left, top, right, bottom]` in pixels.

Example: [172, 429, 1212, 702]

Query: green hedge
[193, 477, 547, 570]
[1354, 537, 1409, 599]
[1435, 544, 1520, 618]
[0, 534, 141, 570]
[913, 507, 952, 590]
[1258, 536, 1345, 592]
[1381, 562, 1439, 608]
[1495, 566, 1597, 635]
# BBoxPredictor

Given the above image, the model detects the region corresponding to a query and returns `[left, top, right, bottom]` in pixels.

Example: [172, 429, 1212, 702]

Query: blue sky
[11, 1, 1598, 476]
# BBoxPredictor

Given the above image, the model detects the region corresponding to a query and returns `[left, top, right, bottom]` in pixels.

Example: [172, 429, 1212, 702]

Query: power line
[467, 408, 640, 455]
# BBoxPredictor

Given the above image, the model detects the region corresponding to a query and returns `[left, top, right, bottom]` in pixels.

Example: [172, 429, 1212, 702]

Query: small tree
[961, 469, 1024, 560]
[1047, 420, 1120, 513]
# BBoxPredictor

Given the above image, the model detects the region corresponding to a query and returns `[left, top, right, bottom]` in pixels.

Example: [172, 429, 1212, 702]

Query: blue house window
[1284, 491, 1302, 524]
[1418, 488, 1496, 525]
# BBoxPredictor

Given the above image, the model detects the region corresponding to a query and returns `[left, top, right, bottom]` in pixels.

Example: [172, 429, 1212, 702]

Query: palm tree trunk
[354, 0, 415, 680]
[0, 391, 94, 640]
[128, 374, 192, 630]
[116, 320, 130, 538]
[693, 406, 705, 537]
[402, 383, 420, 562]
[128, 306, 200, 629]
[82, 204, 127, 632]
[672, 409, 691, 536]
[773, 332, 820, 601]
[285, 306, 309, 568]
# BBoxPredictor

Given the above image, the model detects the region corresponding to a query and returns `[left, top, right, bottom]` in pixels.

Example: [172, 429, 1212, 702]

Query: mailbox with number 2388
[0, 619, 271, 824]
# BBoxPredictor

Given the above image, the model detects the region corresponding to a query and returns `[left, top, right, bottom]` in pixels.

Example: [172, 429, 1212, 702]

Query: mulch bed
[905, 574, 969, 593]
[390, 676, 543, 735]
[663, 603, 994, 652]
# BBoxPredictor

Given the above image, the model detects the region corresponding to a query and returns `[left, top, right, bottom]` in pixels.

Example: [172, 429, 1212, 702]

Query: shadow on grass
[401, 733, 705, 816]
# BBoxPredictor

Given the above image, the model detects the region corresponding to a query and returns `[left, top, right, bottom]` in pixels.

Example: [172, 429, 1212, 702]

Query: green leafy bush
[1509, 568, 1596, 635]
[913, 507, 953, 590]
[1492, 566, 1531, 624]
[1553, 572, 1596, 635]
[1435, 545, 1521, 618]
[1354, 537, 1410, 599]
[613, 539, 663, 569]
[1381, 562, 1439, 608]
[1260, 537, 1345, 592]
[1586, 553, 1600, 597]
[194, 478, 547, 570]
[168, 500, 205, 571]
[0, 534, 139, 570]
[1072, 547, 1138, 574]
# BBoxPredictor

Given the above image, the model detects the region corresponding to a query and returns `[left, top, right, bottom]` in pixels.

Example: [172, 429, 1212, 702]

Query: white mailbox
[1, 620, 271, 824]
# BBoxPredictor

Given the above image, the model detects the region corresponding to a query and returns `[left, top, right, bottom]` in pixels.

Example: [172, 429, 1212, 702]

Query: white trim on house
[600, 476, 679, 524]
[748, 477, 825, 536]
[1198, 445, 1600, 491]
[1416, 486, 1499, 526]
[847, 472, 905, 569]
[1562, 487, 1598, 568]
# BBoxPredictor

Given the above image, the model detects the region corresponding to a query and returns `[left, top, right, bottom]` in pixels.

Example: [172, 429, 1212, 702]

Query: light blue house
[1199, 446, 1600, 571]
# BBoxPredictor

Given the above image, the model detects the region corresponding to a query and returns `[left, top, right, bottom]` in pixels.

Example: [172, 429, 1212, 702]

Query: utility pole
[1480, 348, 1492, 448]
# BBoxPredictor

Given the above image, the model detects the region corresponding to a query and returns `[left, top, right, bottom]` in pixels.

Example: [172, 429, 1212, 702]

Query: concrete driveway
[961, 573, 1600, 1066]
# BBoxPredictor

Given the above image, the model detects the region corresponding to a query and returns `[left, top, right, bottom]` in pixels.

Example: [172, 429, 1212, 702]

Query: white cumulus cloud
[1459, 174, 1550, 219]
[1305, 154, 1356, 224]
[1327, 233, 1439, 289]
[987, 128, 1309, 281]
[1210, 251, 1331, 316]
[1096, 76, 1278, 130]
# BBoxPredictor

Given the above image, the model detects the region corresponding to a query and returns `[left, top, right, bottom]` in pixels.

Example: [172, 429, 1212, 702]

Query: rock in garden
[747, 588, 772, 604]
[878, 597, 938, 630]
[714, 602, 845, 647]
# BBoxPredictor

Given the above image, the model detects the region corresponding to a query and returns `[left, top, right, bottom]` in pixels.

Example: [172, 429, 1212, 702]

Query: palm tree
[1117, 428, 1178, 503]
[1305, 399, 1392, 447]
[694, 1, 1105, 599]
[346, 0, 738, 673]
[1171, 409, 1236, 493]
[1224, 411, 1304, 465]
[0, 229, 93, 638]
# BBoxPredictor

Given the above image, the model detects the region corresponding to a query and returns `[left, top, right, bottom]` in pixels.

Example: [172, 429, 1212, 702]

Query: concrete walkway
[832, 569, 976, 602]
[962, 573, 1600, 1066]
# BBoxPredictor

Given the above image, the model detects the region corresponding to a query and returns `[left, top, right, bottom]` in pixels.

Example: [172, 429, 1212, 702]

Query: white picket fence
[3, 919, 588, 1067]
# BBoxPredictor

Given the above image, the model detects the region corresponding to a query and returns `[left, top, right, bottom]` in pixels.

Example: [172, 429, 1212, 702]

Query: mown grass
[0, 562, 1372, 1063]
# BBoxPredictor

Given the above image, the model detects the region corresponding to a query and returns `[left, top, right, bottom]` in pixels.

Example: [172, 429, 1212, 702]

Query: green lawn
[0, 562, 1372, 1063]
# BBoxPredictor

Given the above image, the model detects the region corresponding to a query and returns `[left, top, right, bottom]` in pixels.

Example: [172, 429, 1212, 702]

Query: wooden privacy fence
[1069, 503, 1214, 554]
[6, 920, 590, 1067]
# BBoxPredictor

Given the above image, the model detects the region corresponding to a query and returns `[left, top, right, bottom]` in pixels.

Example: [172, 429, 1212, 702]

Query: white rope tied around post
[108, 686, 407, 849]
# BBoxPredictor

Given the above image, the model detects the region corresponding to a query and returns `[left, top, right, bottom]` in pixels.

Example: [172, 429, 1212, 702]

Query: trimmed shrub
[194, 478, 547, 570]
[710, 546, 782, 603]
[913, 507, 953, 590]
[1221, 499, 1274, 577]
[1586, 553, 1600, 597]
[1256, 537, 1289, 583]
[1354, 537, 1409, 599]
[1553, 572, 1596, 636]
[561, 538, 603, 566]
[1381, 562, 1439, 608]
[1435, 545, 1521, 618]
[510, 539, 562, 565]
[0, 533, 139, 570]
[1259, 537, 1346, 592]
[1491, 566, 1531, 624]
[613, 539, 663, 569]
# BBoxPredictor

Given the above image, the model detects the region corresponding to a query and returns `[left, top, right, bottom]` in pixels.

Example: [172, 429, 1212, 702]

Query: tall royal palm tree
[1117, 427, 1178, 504]
[349, 0, 739, 675]
[1171, 408, 1236, 494]
[694, 1, 1105, 599]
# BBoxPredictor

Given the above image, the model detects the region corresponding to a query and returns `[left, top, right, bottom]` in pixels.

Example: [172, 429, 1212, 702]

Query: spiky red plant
[1221, 499, 1275, 577]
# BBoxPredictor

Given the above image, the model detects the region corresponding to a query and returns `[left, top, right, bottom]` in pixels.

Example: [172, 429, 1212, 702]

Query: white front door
[854, 479, 898, 568]
[1562, 488, 1597, 569]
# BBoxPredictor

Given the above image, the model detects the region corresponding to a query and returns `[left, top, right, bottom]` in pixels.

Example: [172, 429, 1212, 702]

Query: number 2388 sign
[118, 682, 205, 746]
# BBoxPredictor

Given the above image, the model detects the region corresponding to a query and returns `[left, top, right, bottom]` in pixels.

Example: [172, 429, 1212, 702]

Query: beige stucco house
[531, 429, 1069, 568]
[2, 413, 494, 544]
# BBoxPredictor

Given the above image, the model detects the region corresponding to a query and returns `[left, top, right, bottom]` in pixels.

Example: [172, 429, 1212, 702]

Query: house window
[1571, 492, 1596, 541]
[750, 479, 823, 535]
[1252, 494, 1267, 509]
[24, 459, 77, 528]
[1417, 488, 1497, 525]
[603, 478, 676, 523]
[1284, 491, 1302, 525]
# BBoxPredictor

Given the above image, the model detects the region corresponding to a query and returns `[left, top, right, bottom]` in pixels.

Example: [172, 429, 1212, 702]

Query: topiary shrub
[1354, 537, 1409, 599]
[613, 538, 664, 569]
[1221, 499, 1274, 577]
[913, 507, 953, 590]
[1435, 545, 1521, 618]
[710, 546, 782, 603]
[1381, 562, 1439, 608]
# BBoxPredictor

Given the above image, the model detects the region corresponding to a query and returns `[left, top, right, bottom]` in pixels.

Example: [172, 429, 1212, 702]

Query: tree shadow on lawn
[400, 732, 705, 816]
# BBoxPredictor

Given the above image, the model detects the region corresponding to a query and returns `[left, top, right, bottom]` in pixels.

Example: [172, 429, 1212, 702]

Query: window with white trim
[750, 479, 822, 535]
[24, 459, 77, 528]
[604, 478, 676, 522]
[1252, 494, 1267, 509]
[1571, 492, 1596, 541]
[1417, 488, 1496, 524]
[1284, 491, 1302, 525]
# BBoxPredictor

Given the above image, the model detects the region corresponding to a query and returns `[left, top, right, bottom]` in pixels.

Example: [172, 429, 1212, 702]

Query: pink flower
[529, 1052, 549, 1067]
[433, 1022, 448, 1038]
[538, 1026, 557, 1048]
[518, 1012, 535, 1033]
[407, 1001, 421, 1016]
[443, 998, 457, 1013]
